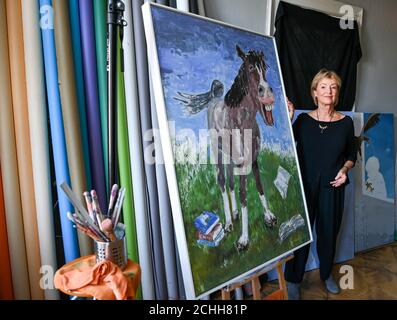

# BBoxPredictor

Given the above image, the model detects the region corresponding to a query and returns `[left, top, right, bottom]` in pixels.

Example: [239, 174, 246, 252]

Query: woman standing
[286, 69, 356, 300]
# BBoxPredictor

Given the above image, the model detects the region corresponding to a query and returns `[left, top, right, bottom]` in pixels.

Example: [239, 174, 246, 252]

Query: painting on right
[360, 113, 395, 203]
[353, 113, 396, 250]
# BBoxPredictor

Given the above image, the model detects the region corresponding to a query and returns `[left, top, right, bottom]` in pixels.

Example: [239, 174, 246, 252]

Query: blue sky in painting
[151, 6, 294, 156]
[363, 113, 395, 199]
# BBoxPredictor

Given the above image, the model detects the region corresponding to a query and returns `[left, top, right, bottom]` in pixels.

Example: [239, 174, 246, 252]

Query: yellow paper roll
[0, 0, 30, 300]
[6, 0, 44, 300]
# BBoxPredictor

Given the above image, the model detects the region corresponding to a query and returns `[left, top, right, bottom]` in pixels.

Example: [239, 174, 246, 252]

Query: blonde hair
[311, 69, 342, 106]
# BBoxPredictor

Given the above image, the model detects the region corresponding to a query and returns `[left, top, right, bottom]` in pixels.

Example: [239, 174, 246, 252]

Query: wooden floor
[261, 242, 397, 300]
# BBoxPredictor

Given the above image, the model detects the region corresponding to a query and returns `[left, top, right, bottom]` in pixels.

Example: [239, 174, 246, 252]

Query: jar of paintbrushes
[61, 183, 128, 270]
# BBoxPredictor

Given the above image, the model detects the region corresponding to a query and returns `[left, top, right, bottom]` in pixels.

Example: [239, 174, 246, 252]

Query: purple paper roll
[79, 0, 107, 212]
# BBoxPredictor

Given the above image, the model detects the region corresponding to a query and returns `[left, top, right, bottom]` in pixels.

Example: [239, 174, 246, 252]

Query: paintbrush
[60, 182, 110, 242]
[83, 191, 97, 225]
[67, 212, 101, 242]
[72, 213, 105, 240]
[111, 187, 126, 228]
[75, 224, 101, 242]
[91, 190, 104, 225]
[106, 184, 119, 219]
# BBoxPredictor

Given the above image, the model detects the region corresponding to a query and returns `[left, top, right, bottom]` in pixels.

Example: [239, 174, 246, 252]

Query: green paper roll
[94, 0, 109, 191]
[117, 39, 139, 267]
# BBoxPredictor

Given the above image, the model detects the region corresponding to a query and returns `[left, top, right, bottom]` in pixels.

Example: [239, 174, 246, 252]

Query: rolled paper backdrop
[79, 0, 108, 212]
[0, 167, 14, 299]
[22, 0, 59, 300]
[39, 0, 80, 263]
[131, 0, 159, 300]
[150, 77, 179, 300]
[0, 0, 30, 300]
[6, 0, 44, 300]
[68, 0, 93, 191]
[53, 0, 93, 257]
[117, 38, 140, 269]
[125, 0, 155, 299]
[93, 0, 109, 191]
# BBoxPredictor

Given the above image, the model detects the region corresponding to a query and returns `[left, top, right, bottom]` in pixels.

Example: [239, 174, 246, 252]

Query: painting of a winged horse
[175, 45, 277, 250]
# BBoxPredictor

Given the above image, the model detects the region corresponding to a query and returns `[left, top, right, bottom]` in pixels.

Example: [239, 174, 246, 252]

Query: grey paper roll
[132, 0, 160, 300]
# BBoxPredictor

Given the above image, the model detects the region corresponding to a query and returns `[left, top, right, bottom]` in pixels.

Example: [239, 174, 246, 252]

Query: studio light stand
[107, 0, 126, 192]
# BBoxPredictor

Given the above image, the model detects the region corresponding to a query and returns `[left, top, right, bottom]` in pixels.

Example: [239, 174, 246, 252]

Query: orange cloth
[54, 255, 140, 300]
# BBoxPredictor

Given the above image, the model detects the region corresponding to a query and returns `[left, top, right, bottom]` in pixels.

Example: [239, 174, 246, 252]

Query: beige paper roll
[6, 0, 44, 300]
[53, 0, 93, 256]
[0, 0, 31, 300]
[21, 0, 60, 300]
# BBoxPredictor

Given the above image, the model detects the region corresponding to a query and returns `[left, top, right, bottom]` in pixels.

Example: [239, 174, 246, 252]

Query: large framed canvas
[142, 2, 312, 299]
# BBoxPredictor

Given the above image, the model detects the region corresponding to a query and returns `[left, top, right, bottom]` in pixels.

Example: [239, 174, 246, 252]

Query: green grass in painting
[175, 148, 310, 296]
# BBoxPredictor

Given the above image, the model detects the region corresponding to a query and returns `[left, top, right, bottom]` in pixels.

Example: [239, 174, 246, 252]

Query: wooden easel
[221, 255, 293, 300]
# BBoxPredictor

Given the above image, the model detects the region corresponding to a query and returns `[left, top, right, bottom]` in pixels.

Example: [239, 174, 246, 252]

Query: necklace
[316, 109, 334, 134]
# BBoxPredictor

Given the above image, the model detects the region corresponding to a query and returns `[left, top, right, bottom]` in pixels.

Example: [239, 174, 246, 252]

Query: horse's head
[236, 45, 275, 126]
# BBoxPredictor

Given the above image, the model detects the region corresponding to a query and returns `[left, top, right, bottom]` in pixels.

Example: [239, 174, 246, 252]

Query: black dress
[285, 113, 356, 283]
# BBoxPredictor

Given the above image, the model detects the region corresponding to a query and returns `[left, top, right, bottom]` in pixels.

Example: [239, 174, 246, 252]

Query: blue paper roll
[39, 0, 80, 262]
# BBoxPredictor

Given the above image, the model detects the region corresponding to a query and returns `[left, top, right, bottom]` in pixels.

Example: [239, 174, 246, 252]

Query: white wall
[345, 0, 397, 114]
[204, 0, 272, 35]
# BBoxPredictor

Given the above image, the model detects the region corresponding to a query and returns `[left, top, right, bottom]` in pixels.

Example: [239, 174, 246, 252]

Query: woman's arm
[331, 160, 354, 188]
[287, 98, 294, 120]
[340, 160, 355, 174]
[331, 117, 357, 188]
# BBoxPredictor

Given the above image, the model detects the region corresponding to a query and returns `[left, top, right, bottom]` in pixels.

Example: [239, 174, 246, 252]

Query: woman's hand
[287, 97, 295, 120]
[330, 168, 348, 188]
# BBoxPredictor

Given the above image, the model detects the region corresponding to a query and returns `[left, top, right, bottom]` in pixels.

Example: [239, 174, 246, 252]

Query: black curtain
[169, 0, 177, 8]
[274, 1, 362, 111]
[156, 0, 177, 8]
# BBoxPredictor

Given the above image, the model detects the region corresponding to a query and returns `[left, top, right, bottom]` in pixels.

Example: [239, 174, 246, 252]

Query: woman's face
[314, 77, 339, 107]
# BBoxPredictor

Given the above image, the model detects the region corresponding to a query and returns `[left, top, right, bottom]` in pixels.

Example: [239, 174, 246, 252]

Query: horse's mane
[225, 51, 265, 108]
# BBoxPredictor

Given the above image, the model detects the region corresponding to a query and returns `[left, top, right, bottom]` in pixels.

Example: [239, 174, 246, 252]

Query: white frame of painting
[142, 2, 313, 300]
